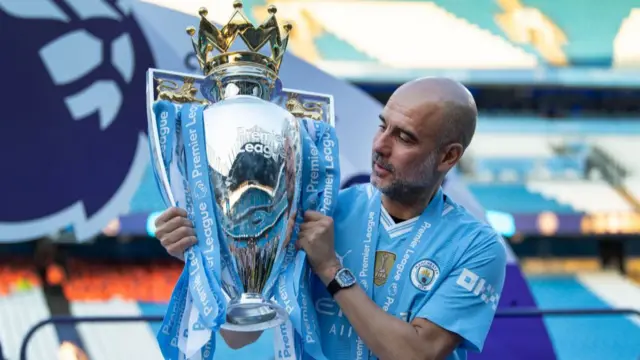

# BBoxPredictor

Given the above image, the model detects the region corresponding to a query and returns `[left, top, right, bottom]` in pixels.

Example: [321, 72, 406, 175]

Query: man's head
[370, 77, 477, 204]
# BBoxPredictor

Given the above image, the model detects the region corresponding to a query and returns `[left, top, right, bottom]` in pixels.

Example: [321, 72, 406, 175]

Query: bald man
[154, 77, 507, 360]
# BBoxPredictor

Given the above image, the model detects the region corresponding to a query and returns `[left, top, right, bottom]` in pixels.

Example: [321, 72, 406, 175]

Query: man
[154, 77, 507, 360]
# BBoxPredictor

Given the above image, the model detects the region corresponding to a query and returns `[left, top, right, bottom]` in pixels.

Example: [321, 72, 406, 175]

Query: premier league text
[237, 127, 285, 161]
[158, 109, 170, 153]
[306, 131, 336, 215]
[185, 105, 215, 318]
[359, 212, 375, 290]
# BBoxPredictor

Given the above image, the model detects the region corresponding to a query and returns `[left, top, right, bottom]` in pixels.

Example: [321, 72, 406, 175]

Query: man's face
[370, 101, 442, 202]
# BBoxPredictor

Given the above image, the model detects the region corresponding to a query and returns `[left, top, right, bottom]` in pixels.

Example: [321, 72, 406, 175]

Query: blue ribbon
[151, 100, 176, 207]
[156, 103, 226, 360]
[274, 118, 340, 360]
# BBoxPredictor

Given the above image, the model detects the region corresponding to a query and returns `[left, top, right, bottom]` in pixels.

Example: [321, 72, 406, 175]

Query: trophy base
[221, 293, 288, 332]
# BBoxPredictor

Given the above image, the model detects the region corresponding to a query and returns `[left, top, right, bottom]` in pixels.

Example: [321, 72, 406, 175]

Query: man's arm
[318, 270, 460, 360]
[320, 234, 507, 360]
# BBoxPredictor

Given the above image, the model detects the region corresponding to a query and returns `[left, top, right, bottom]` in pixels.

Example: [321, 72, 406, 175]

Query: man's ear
[437, 143, 464, 173]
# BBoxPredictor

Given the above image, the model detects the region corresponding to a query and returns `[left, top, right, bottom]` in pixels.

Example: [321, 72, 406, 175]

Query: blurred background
[1, 0, 640, 359]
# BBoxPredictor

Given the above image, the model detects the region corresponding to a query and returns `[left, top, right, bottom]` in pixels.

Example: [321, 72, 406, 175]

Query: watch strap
[327, 278, 342, 297]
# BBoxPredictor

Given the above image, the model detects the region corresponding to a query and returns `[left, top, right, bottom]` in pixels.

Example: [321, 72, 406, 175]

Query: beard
[371, 150, 439, 205]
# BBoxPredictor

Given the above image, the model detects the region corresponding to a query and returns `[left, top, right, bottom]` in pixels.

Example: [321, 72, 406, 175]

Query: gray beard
[375, 151, 439, 205]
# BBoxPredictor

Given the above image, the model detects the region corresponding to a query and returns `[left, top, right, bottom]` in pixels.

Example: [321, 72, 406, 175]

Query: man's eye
[399, 133, 411, 142]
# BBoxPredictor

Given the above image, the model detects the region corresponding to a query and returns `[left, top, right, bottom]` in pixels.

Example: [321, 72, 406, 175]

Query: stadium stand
[0, 260, 59, 360]
[275, 0, 539, 69]
[467, 182, 577, 214]
[527, 180, 635, 213]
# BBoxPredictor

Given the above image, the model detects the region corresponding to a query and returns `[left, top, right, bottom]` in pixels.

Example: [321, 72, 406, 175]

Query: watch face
[336, 268, 356, 287]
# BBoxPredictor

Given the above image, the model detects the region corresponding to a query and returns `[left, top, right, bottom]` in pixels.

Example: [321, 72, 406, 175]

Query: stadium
[1, 0, 639, 359]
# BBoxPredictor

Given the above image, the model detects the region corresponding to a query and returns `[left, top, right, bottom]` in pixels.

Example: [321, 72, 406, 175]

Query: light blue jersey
[307, 183, 507, 360]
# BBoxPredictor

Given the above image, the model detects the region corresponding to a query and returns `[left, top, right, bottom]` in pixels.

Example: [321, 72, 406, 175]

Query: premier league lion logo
[0, 0, 154, 241]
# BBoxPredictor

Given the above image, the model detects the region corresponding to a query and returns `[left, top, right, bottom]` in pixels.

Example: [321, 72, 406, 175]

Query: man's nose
[373, 131, 391, 157]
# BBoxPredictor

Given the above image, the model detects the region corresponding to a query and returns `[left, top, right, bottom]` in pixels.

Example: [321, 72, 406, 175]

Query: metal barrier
[15, 308, 640, 360]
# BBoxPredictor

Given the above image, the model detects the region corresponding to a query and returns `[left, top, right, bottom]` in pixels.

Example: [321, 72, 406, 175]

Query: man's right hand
[154, 207, 263, 348]
[154, 207, 197, 261]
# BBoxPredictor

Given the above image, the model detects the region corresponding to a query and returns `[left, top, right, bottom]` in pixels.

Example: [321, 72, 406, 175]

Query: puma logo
[336, 250, 352, 265]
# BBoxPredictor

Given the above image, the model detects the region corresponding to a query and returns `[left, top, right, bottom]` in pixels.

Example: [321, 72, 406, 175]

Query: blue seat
[467, 182, 577, 214]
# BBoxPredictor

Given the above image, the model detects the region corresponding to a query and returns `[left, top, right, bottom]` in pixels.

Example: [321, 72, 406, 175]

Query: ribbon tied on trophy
[146, 2, 339, 359]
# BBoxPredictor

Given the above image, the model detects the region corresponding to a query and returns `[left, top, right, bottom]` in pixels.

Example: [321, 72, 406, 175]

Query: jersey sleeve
[413, 233, 507, 352]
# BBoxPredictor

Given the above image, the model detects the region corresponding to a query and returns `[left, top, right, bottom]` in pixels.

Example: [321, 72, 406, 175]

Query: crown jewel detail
[186, 1, 292, 77]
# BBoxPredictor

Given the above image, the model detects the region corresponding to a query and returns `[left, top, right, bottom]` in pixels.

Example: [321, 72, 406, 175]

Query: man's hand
[297, 211, 341, 283]
[154, 207, 197, 261]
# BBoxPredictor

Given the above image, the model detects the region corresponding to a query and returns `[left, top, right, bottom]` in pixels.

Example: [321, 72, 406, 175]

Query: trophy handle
[277, 88, 336, 127]
[146, 69, 208, 208]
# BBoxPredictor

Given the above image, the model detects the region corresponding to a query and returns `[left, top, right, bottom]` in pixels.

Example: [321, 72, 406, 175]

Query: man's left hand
[297, 210, 341, 284]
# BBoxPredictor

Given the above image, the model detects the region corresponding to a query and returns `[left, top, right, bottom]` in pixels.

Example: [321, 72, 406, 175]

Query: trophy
[146, 1, 336, 335]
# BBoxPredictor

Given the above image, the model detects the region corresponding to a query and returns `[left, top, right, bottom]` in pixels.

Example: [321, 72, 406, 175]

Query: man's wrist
[318, 263, 342, 286]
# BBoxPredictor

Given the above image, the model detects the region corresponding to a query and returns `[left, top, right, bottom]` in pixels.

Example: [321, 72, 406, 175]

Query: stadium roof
[144, 0, 640, 86]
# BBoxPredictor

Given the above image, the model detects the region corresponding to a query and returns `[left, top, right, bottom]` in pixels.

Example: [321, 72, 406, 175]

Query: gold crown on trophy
[186, 0, 292, 77]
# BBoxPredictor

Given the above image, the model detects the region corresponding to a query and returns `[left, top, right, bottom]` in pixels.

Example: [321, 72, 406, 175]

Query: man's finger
[154, 216, 190, 239]
[167, 236, 196, 257]
[177, 236, 197, 253]
[296, 238, 310, 252]
[155, 207, 187, 226]
[299, 222, 313, 232]
[155, 207, 179, 226]
[164, 216, 193, 234]
[159, 226, 195, 247]
[166, 243, 183, 258]
[303, 210, 324, 221]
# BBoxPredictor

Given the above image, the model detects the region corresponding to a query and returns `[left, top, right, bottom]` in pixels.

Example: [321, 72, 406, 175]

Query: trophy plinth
[222, 293, 288, 332]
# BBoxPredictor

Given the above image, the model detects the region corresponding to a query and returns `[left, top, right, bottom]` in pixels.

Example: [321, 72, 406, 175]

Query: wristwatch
[327, 267, 356, 297]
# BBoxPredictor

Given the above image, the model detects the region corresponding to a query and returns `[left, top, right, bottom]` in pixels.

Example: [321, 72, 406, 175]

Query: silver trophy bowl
[202, 82, 302, 331]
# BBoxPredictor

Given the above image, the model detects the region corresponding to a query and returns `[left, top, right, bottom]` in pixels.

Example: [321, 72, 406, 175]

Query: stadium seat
[464, 133, 587, 181]
[527, 180, 634, 213]
[590, 136, 640, 174]
[467, 182, 576, 213]
[468, 133, 556, 158]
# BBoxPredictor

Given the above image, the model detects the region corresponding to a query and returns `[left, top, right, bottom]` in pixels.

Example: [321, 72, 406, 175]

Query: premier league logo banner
[147, 2, 339, 359]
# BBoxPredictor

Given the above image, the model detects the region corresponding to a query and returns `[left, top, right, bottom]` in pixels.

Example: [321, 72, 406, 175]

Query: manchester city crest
[410, 259, 440, 291]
